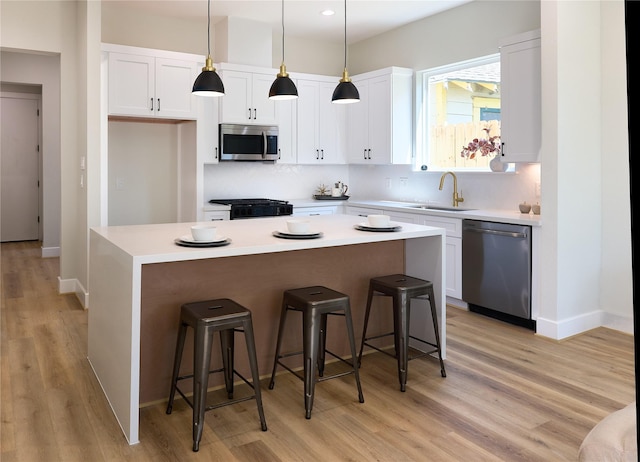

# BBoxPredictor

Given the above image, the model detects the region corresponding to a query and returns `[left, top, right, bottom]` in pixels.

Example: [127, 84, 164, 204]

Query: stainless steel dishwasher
[462, 219, 534, 330]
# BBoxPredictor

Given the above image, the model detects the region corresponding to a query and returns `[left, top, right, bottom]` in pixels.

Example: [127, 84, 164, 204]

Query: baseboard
[41, 246, 60, 258]
[58, 277, 89, 309]
[536, 310, 604, 340]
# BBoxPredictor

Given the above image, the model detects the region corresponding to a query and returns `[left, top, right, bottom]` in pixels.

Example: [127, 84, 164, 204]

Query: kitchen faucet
[439, 171, 464, 207]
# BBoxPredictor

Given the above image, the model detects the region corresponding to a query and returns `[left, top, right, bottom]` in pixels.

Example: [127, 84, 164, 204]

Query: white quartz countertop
[90, 214, 444, 265]
[332, 199, 542, 227]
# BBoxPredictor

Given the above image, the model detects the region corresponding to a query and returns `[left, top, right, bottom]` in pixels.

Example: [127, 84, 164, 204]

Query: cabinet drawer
[420, 215, 462, 238]
[292, 206, 339, 216]
[345, 206, 383, 218]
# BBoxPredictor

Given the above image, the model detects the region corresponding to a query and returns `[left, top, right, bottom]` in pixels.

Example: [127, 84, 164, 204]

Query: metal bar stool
[358, 274, 446, 392]
[166, 298, 267, 452]
[268, 286, 365, 419]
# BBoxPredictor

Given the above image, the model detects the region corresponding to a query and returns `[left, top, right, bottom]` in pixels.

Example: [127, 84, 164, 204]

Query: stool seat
[166, 298, 267, 452]
[359, 274, 446, 392]
[269, 286, 364, 419]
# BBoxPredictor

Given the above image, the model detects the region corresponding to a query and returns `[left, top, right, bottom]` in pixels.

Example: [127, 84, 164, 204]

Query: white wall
[108, 121, 179, 225]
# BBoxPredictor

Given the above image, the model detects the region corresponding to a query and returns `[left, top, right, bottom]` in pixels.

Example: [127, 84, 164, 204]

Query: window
[416, 54, 502, 171]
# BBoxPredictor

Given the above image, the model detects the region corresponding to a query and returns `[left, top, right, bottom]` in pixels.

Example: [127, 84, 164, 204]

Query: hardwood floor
[1, 241, 635, 461]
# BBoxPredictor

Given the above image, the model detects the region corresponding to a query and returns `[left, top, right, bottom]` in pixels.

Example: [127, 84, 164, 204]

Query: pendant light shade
[192, 0, 224, 97]
[269, 0, 298, 100]
[332, 0, 359, 104]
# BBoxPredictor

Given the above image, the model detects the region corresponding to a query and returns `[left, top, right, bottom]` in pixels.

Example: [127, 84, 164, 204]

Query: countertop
[290, 198, 542, 227]
[90, 214, 445, 264]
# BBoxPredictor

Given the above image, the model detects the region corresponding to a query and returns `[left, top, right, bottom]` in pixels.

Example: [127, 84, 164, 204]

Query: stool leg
[242, 317, 268, 431]
[192, 325, 214, 452]
[303, 307, 321, 419]
[394, 292, 410, 392]
[317, 313, 328, 377]
[344, 302, 365, 404]
[428, 286, 447, 378]
[220, 328, 235, 399]
[268, 300, 289, 390]
[358, 285, 375, 366]
[166, 322, 187, 414]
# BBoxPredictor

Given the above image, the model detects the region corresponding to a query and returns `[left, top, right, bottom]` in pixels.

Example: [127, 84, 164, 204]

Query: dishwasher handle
[463, 227, 527, 239]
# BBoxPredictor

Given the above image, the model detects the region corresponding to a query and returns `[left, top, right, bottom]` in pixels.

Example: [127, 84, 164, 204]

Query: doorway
[1, 92, 42, 242]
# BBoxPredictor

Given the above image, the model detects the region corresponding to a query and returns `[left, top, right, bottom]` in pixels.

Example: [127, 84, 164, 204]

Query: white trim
[41, 246, 60, 258]
[536, 310, 603, 340]
[58, 276, 89, 308]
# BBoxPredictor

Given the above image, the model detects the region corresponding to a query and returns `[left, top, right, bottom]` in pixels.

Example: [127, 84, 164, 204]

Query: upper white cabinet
[218, 65, 278, 125]
[275, 97, 297, 164]
[499, 30, 541, 163]
[105, 44, 200, 120]
[296, 78, 346, 164]
[348, 67, 413, 165]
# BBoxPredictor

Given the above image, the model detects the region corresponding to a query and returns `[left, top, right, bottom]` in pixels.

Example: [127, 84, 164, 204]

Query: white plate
[277, 229, 320, 237]
[179, 234, 227, 244]
[358, 222, 396, 229]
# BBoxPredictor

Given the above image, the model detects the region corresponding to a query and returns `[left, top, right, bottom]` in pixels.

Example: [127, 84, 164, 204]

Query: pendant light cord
[207, 0, 211, 57]
[281, 0, 285, 62]
[343, 0, 347, 69]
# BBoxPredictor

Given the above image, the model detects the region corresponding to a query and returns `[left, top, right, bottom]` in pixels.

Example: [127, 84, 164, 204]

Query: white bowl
[286, 219, 311, 234]
[190, 225, 217, 241]
[367, 214, 391, 228]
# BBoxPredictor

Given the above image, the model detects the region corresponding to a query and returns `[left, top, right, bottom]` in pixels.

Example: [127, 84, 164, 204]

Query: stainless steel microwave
[219, 123, 278, 162]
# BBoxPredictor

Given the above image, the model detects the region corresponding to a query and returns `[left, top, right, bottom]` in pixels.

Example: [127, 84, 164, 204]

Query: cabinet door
[251, 72, 278, 125]
[155, 58, 199, 119]
[500, 36, 541, 162]
[347, 79, 369, 163]
[275, 97, 297, 164]
[219, 70, 253, 123]
[317, 81, 346, 164]
[296, 80, 321, 164]
[108, 53, 155, 117]
[367, 75, 392, 164]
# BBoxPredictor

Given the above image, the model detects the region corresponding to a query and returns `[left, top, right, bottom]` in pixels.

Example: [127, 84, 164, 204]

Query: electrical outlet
[399, 177, 408, 187]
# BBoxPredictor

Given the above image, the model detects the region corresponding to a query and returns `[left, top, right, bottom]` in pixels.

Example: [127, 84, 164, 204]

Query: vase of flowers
[461, 128, 506, 172]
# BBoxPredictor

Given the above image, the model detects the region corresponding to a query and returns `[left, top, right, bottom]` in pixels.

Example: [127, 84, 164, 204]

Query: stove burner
[209, 198, 293, 219]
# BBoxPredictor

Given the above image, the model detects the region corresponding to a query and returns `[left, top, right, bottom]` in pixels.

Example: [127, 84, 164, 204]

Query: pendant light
[332, 0, 359, 104]
[192, 0, 224, 97]
[269, 0, 298, 100]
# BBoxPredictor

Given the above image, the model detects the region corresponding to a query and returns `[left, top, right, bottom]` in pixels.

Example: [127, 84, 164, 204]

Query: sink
[406, 205, 476, 212]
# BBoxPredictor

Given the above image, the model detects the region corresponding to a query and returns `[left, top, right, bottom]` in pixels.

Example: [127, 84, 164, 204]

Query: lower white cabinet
[419, 215, 462, 299]
[202, 210, 230, 221]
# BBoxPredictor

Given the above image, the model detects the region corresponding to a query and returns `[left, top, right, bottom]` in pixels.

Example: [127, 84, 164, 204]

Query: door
[1, 95, 40, 241]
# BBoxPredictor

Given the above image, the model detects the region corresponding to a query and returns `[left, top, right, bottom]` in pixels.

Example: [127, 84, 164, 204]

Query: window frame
[415, 53, 507, 173]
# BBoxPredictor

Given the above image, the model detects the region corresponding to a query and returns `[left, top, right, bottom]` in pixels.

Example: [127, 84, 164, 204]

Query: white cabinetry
[275, 97, 297, 164]
[296, 78, 346, 164]
[218, 66, 278, 124]
[348, 67, 413, 165]
[105, 44, 200, 120]
[202, 210, 230, 221]
[499, 30, 541, 162]
[419, 216, 462, 299]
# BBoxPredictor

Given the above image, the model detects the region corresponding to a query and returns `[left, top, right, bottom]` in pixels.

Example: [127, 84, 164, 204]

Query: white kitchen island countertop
[88, 214, 446, 445]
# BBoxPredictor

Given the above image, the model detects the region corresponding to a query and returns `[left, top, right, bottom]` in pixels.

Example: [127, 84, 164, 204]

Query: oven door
[219, 124, 278, 161]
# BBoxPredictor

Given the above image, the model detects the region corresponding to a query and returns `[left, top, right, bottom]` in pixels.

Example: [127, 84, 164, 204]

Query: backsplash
[203, 162, 541, 211]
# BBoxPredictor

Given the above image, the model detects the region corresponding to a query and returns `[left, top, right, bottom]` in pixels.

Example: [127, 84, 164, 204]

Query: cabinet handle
[248, 108, 252, 119]
[316, 149, 319, 160]
[150, 98, 154, 111]
[320, 149, 324, 160]
[157, 98, 160, 112]
[253, 108, 257, 119]
[367, 148, 372, 159]
[310, 213, 321, 216]
[215, 147, 218, 159]
[363, 149, 367, 160]
[278, 148, 281, 159]
[501, 142, 505, 156]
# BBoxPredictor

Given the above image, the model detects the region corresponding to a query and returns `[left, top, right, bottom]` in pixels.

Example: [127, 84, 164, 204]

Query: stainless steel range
[208, 198, 293, 220]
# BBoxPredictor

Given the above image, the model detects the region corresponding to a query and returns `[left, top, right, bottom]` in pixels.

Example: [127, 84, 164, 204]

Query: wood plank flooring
[1, 241, 635, 461]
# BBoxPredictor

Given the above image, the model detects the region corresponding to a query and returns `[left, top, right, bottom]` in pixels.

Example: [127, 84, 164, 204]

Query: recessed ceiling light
[321, 9, 335, 16]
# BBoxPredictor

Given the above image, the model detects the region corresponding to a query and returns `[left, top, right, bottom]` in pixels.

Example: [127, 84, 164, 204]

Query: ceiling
[103, 0, 474, 44]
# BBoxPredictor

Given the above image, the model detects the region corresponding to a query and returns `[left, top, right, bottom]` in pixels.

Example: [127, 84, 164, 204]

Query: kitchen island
[87, 214, 445, 444]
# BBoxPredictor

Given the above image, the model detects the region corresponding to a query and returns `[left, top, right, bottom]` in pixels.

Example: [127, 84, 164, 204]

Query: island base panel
[140, 241, 405, 405]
